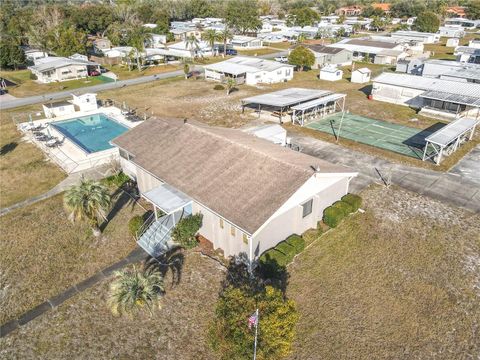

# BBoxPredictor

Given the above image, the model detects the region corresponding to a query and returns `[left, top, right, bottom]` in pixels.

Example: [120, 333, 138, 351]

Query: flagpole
[253, 308, 259, 360]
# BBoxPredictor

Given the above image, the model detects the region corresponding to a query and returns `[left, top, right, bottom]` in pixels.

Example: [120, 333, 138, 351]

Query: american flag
[248, 310, 258, 329]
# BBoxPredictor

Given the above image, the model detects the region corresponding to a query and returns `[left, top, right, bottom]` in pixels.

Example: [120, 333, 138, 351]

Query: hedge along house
[112, 118, 357, 260]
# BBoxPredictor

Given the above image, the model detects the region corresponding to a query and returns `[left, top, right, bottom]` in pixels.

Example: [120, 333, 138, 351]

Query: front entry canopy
[142, 183, 192, 214]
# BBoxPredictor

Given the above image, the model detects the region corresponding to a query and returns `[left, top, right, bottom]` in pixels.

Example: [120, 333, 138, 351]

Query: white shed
[71, 93, 98, 112]
[319, 65, 343, 81]
[42, 100, 75, 118]
[446, 38, 460, 48]
[351, 67, 371, 83]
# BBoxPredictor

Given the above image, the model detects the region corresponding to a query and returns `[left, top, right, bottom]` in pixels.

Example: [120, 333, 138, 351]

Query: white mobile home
[371, 72, 480, 120]
[28, 57, 100, 83]
[391, 31, 440, 44]
[112, 118, 357, 260]
[231, 36, 263, 49]
[204, 57, 294, 86]
[438, 26, 465, 38]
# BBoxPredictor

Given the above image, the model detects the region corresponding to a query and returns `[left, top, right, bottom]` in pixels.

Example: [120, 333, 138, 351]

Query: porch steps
[137, 214, 176, 258]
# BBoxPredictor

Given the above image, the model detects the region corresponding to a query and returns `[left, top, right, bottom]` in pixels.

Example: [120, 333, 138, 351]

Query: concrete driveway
[449, 145, 480, 186]
[292, 136, 480, 213]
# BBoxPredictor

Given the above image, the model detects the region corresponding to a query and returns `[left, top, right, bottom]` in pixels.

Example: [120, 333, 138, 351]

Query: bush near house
[323, 206, 345, 228]
[128, 215, 144, 237]
[332, 200, 354, 216]
[213, 84, 225, 90]
[342, 193, 362, 212]
[276, 241, 296, 263]
[171, 213, 203, 249]
[285, 234, 305, 253]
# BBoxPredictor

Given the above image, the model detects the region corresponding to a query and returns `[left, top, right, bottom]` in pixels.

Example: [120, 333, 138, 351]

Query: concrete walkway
[292, 136, 480, 213]
[0, 247, 147, 338]
[0, 165, 110, 217]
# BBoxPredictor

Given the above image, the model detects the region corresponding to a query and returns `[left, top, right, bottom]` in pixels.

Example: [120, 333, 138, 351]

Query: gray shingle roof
[112, 118, 353, 234]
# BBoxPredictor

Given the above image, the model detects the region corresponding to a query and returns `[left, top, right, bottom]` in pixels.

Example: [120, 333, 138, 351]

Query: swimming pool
[51, 113, 129, 153]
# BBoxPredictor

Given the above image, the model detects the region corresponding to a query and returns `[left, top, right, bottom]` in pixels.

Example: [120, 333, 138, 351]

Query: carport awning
[142, 183, 192, 214]
[291, 93, 346, 111]
[425, 117, 479, 147]
[420, 90, 480, 107]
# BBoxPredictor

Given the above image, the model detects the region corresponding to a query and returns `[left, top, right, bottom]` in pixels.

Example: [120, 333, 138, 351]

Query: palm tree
[64, 178, 111, 236]
[202, 29, 219, 56]
[108, 265, 164, 317]
[219, 27, 233, 57]
[296, 33, 307, 44]
[183, 62, 190, 79]
[185, 34, 200, 59]
[128, 26, 152, 72]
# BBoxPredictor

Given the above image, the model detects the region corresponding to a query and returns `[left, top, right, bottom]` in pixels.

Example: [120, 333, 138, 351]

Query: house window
[243, 234, 248, 244]
[286, 69, 291, 76]
[302, 199, 313, 218]
[230, 225, 236, 236]
[219, 218, 224, 229]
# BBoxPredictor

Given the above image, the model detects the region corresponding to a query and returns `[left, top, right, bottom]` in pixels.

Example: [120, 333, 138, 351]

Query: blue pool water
[52, 114, 128, 153]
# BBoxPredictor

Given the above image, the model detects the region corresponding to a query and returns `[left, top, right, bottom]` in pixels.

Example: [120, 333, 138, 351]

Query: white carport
[422, 117, 478, 165]
[292, 93, 346, 126]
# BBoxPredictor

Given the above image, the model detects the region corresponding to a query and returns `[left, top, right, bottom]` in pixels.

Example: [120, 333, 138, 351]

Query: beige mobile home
[112, 118, 357, 261]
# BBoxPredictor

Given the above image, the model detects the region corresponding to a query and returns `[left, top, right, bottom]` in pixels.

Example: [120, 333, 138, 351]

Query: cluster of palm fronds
[108, 265, 165, 317]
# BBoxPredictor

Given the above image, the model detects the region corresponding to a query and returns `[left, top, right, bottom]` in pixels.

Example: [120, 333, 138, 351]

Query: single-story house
[395, 58, 424, 75]
[170, 28, 202, 41]
[167, 40, 213, 58]
[204, 56, 294, 86]
[304, 45, 353, 68]
[24, 49, 48, 63]
[42, 100, 76, 118]
[371, 72, 480, 120]
[319, 65, 343, 81]
[103, 46, 136, 58]
[437, 26, 465, 38]
[93, 38, 111, 53]
[329, 38, 407, 65]
[112, 118, 358, 260]
[391, 31, 440, 44]
[351, 67, 371, 83]
[444, 18, 478, 30]
[454, 46, 480, 63]
[28, 57, 100, 83]
[231, 35, 263, 49]
[421, 59, 480, 78]
[469, 40, 480, 49]
[335, 6, 362, 16]
[69, 53, 89, 62]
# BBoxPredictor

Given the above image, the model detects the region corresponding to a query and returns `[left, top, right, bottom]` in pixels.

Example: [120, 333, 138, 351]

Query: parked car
[88, 70, 100, 76]
[226, 49, 237, 55]
[187, 70, 202, 79]
[274, 56, 288, 63]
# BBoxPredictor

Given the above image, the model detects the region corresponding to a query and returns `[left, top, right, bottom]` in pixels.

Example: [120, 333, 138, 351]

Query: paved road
[0, 52, 288, 111]
[292, 136, 480, 213]
[0, 68, 188, 110]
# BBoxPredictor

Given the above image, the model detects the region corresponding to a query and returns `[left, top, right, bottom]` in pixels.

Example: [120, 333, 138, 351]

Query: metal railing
[135, 211, 156, 241]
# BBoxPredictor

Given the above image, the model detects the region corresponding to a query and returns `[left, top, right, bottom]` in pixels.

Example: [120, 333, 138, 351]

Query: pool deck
[18, 106, 141, 173]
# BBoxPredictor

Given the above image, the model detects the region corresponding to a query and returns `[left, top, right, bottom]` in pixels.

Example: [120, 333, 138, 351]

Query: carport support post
[437, 146, 443, 165]
[154, 206, 158, 221]
[470, 124, 476, 140]
[258, 104, 261, 118]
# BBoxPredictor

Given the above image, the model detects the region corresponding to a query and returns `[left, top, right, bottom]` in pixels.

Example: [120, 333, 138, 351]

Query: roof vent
[311, 165, 321, 173]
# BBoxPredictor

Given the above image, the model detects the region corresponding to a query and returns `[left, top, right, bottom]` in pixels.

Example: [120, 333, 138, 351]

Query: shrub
[171, 213, 203, 249]
[265, 248, 288, 267]
[103, 172, 130, 188]
[276, 241, 296, 262]
[285, 234, 305, 254]
[213, 84, 225, 90]
[323, 206, 345, 228]
[29, 72, 37, 80]
[129, 215, 144, 237]
[341, 193, 362, 212]
[333, 200, 353, 216]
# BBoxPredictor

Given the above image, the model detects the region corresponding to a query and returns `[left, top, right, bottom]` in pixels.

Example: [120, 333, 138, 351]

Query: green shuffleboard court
[306, 113, 439, 159]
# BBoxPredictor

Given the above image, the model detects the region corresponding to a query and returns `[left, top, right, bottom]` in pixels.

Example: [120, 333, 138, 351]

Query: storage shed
[42, 101, 75, 118]
[319, 65, 343, 81]
[351, 67, 371, 83]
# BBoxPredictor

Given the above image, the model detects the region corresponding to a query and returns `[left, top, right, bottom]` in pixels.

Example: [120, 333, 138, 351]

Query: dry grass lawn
[102, 63, 181, 80]
[237, 48, 279, 56]
[0, 252, 224, 360]
[288, 185, 480, 359]
[0, 191, 144, 324]
[0, 105, 66, 208]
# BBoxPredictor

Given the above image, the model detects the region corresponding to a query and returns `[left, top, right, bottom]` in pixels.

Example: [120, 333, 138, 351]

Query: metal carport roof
[291, 93, 346, 111]
[242, 88, 332, 108]
[425, 117, 479, 147]
[421, 90, 480, 107]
